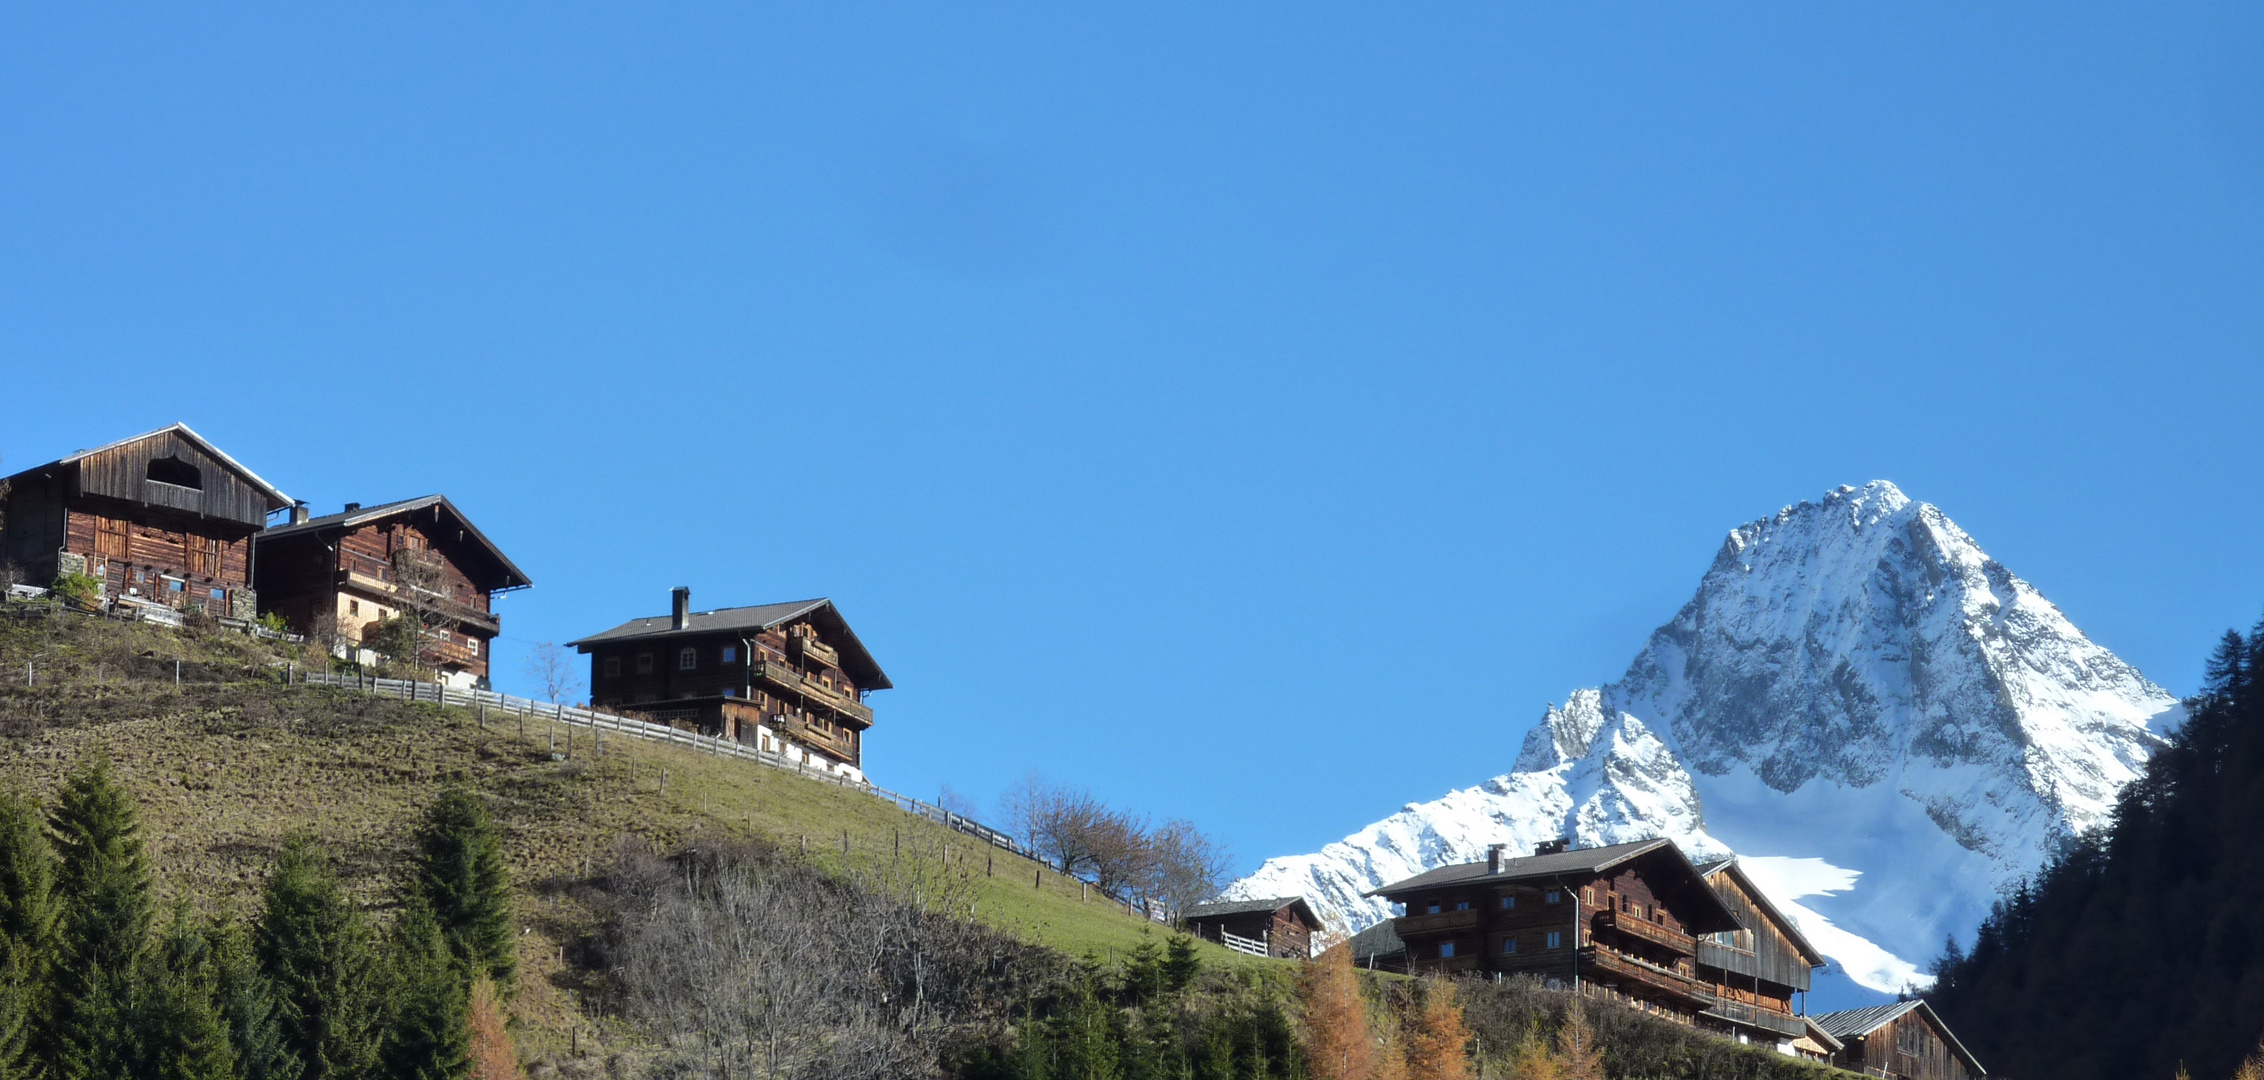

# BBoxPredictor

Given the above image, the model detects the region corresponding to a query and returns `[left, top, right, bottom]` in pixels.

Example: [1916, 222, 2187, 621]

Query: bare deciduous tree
[388, 545, 453, 674]
[522, 641, 582, 704]
[995, 774, 1231, 915]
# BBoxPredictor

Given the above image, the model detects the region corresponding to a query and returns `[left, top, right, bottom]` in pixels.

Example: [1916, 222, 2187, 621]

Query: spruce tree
[258, 836, 383, 1080]
[137, 905, 237, 1080]
[209, 917, 301, 1080]
[380, 897, 470, 1080]
[1161, 936, 1200, 994]
[0, 792, 55, 1080]
[408, 791, 514, 988]
[48, 755, 153, 1080]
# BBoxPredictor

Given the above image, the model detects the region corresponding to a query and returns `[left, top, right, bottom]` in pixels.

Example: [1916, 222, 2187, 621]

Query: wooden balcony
[340, 572, 501, 630]
[1411, 953, 1483, 975]
[1594, 909, 1697, 956]
[1395, 908, 1482, 935]
[752, 662, 876, 726]
[1699, 999, 1809, 1040]
[790, 633, 840, 669]
[1579, 947, 1716, 1007]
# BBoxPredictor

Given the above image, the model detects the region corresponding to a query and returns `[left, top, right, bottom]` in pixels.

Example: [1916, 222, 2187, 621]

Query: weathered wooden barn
[1694, 857, 1831, 1052]
[254, 495, 531, 687]
[1814, 999, 1985, 1080]
[1367, 839, 1746, 1026]
[0, 424, 290, 618]
[1182, 897, 1322, 959]
[569, 589, 889, 771]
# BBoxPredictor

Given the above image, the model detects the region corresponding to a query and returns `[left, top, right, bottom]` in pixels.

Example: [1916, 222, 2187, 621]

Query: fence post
[174, 660, 181, 685]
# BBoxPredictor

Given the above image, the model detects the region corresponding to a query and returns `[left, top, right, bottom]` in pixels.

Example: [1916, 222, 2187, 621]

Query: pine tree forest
[0, 758, 519, 1080]
[1927, 614, 2264, 1080]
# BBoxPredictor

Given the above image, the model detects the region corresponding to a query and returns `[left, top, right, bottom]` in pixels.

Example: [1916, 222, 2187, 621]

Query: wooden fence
[287, 669, 1040, 864]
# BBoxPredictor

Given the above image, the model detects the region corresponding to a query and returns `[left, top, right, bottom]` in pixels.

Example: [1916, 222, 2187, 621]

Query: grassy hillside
[0, 609, 1269, 1074]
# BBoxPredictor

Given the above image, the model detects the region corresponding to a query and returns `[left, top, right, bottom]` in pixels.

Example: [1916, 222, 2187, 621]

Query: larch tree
[465, 975, 518, 1080]
[1402, 979, 1471, 1080]
[48, 755, 153, 1080]
[1552, 1000, 1604, 1080]
[1299, 945, 1378, 1080]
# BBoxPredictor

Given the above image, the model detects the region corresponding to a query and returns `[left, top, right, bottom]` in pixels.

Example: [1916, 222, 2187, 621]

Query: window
[1546, 890, 1561, 904]
[348, 600, 360, 616]
[145, 456, 203, 490]
[1629, 903, 1643, 919]
[1500, 895, 1515, 909]
[679, 648, 698, 670]
[1438, 941, 1456, 959]
[1502, 937, 1518, 954]
[1583, 887, 1594, 905]
[167, 579, 185, 593]
[635, 653, 655, 675]
[722, 645, 738, 663]
[210, 588, 224, 600]
[722, 688, 736, 698]
[603, 657, 621, 678]
[1454, 900, 1470, 911]
[1426, 902, 1442, 915]
[1545, 932, 1563, 949]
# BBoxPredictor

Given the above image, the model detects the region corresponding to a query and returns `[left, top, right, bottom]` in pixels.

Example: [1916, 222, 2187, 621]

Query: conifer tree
[208, 918, 300, 1080]
[381, 897, 471, 1080]
[1551, 1001, 1602, 1080]
[0, 791, 55, 1080]
[137, 905, 238, 1080]
[48, 755, 153, 1080]
[464, 975, 517, 1080]
[258, 836, 383, 1080]
[408, 791, 514, 988]
[1297, 945, 1376, 1080]
[1402, 980, 1470, 1080]
[1161, 935, 1200, 994]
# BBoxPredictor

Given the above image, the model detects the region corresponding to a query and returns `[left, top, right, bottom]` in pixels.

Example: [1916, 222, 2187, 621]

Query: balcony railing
[1579, 947, 1716, 1007]
[1594, 909, 1697, 956]
[751, 662, 875, 725]
[1394, 908, 1482, 935]
[790, 633, 840, 669]
[1699, 999, 1809, 1039]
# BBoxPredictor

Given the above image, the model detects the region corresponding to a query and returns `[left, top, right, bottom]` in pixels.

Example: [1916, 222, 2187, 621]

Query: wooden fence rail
[287, 669, 1039, 864]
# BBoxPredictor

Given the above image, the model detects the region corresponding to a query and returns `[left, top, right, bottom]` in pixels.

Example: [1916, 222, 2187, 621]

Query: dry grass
[0, 610, 1279, 1075]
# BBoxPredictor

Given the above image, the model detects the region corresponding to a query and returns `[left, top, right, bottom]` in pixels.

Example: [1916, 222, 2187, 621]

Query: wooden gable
[1699, 861, 1825, 992]
[65, 425, 288, 527]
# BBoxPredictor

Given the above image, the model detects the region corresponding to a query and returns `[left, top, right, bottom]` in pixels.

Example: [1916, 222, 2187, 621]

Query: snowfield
[1229, 481, 2178, 994]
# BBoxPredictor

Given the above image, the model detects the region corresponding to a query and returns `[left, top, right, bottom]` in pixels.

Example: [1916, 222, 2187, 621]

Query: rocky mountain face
[1231, 482, 2180, 992]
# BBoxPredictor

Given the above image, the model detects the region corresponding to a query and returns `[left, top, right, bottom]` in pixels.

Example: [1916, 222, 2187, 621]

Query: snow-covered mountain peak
[1230, 481, 2179, 993]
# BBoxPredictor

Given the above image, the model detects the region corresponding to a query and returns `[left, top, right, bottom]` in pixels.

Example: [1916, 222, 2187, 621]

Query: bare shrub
[592, 837, 1061, 1080]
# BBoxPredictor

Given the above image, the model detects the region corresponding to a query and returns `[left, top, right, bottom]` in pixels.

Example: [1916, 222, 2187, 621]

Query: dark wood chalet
[1183, 897, 1322, 960]
[1694, 857, 1830, 1051]
[254, 496, 531, 687]
[1367, 839, 1742, 1026]
[1814, 1000, 1985, 1080]
[569, 589, 890, 772]
[0, 424, 290, 618]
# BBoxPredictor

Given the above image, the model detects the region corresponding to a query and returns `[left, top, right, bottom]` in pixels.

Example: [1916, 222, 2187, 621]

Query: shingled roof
[1365, 838, 1742, 934]
[1813, 1000, 1985, 1076]
[569, 597, 892, 690]
[1184, 896, 1320, 923]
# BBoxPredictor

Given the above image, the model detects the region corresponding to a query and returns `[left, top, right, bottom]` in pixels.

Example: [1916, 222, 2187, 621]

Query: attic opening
[145, 456, 203, 490]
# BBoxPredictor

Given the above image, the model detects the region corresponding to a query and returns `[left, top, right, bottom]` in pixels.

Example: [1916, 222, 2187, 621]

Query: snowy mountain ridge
[1230, 481, 2179, 993]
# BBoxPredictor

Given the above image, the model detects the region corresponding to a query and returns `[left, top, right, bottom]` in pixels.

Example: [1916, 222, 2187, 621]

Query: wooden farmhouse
[254, 496, 531, 688]
[1814, 1000, 1986, 1080]
[1368, 839, 1748, 1026]
[0, 424, 290, 618]
[570, 589, 890, 773]
[1693, 857, 1832, 1053]
[1182, 897, 1322, 960]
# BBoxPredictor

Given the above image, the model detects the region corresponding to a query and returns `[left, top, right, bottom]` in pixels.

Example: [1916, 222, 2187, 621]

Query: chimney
[671, 587, 691, 630]
[289, 501, 309, 525]
[343, 502, 361, 514]
[1534, 838, 1571, 857]
[1487, 844, 1506, 874]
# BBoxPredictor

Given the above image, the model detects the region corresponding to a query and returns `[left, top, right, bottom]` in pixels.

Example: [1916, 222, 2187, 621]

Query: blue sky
[5, 1, 2262, 927]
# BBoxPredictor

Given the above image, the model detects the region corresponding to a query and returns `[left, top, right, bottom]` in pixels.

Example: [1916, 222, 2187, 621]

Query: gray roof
[569, 597, 892, 690]
[1366, 838, 1741, 933]
[1185, 896, 1317, 922]
[1349, 919, 1405, 961]
[257, 494, 532, 591]
[1696, 856, 1830, 968]
[1813, 1000, 1984, 1075]
[6, 422, 292, 506]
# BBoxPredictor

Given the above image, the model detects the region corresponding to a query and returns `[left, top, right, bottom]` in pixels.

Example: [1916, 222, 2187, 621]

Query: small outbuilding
[1183, 896, 1323, 960]
[1814, 999, 1985, 1080]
